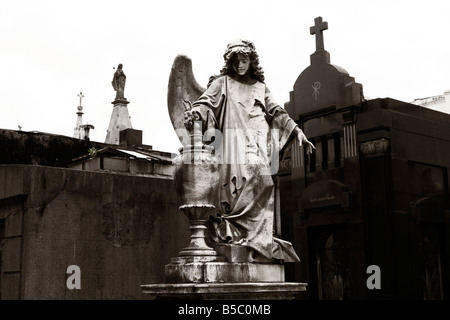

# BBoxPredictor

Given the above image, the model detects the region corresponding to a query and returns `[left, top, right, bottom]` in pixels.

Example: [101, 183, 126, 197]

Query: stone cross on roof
[310, 16, 328, 51]
[285, 16, 364, 118]
[77, 92, 84, 107]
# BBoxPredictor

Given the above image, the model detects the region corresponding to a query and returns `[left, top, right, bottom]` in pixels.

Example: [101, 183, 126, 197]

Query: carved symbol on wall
[312, 81, 321, 100]
[99, 200, 154, 247]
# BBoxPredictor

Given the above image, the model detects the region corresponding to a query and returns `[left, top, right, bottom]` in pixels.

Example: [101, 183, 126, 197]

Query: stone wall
[0, 164, 189, 299]
[0, 129, 104, 167]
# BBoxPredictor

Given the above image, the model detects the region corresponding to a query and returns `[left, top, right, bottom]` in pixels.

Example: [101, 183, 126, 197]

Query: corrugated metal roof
[116, 149, 150, 159]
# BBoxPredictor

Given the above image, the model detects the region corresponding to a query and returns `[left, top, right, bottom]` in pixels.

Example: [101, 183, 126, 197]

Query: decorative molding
[343, 124, 357, 158]
[359, 138, 390, 157]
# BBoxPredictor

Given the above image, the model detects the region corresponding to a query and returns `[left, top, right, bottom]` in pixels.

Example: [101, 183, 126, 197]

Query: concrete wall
[70, 156, 174, 177]
[0, 164, 189, 300]
[0, 129, 104, 167]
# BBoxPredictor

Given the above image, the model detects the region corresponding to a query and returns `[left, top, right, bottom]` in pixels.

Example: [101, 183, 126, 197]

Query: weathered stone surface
[288, 50, 363, 118]
[105, 103, 133, 145]
[0, 129, 103, 167]
[2, 237, 22, 272]
[0, 164, 190, 299]
[213, 244, 251, 262]
[1, 273, 21, 300]
[165, 261, 284, 283]
[141, 282, 307, 300]
[119, 128, 142, 147]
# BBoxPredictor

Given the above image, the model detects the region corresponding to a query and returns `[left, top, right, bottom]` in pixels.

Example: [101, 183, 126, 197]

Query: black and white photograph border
[0, 0, 449, 313]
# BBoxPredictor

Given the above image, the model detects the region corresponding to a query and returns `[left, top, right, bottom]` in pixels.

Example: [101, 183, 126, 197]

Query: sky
[1, 0, 449, 154]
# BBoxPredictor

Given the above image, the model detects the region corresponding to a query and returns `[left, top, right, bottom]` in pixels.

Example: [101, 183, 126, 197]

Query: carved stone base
[143, 243, 307, 299]
[165, 258, 285, 283]
[213, 243, 274, 263]
[165, 242, 287, 283]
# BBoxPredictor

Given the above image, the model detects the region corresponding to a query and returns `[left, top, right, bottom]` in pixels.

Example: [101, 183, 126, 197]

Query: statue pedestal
[165, 256, 285, 283]
[141, 244, 307, 300]
[141, 282, 307, 300]
[105, 99, 132, 145]
[141, 141, 307, 300]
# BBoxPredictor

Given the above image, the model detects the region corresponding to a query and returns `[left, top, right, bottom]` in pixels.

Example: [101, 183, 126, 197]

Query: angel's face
[232, 53, 251, 76]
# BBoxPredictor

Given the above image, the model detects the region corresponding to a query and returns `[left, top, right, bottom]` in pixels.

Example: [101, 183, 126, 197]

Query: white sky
[1, 0, 449, 154]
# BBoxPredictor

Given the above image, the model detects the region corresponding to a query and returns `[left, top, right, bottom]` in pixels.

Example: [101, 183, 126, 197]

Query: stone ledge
[141, 282, 307, 300]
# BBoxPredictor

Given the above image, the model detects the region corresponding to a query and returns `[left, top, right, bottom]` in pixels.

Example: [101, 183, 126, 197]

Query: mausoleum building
[279, 17, 450, 300]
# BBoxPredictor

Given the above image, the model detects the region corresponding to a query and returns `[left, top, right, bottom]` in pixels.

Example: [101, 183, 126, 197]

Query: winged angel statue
[167, 55, 206, 145]
[167, 40, 315, 262]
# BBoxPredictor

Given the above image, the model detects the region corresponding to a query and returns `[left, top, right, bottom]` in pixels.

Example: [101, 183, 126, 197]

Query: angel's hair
[207, 40, 265, 87]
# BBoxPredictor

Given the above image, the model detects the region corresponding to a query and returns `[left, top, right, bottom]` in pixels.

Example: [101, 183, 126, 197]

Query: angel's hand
[184, 110, 194, 129]
[190, 108, 201, 121]
[296, 129, 315, 155]
[184, 107, 201, 131]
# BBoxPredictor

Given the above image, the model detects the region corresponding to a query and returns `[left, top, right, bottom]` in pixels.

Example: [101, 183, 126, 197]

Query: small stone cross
[78, 92, 84, 106]
[310, 16, 328, 51]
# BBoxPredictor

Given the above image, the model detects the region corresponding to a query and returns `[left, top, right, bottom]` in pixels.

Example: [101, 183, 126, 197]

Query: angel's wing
[167, 55, 206, 146]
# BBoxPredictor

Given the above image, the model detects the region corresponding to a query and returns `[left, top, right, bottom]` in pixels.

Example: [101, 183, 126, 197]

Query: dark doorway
[309, 224, 350, 300]
[420, 222, 444, 300]
[0, 219, 5, 299]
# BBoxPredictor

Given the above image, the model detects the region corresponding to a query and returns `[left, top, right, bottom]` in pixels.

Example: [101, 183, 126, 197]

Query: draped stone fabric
[192, 75, 300, 262]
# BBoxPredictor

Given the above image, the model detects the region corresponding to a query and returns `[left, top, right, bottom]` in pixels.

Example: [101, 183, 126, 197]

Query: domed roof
[286, 17, 364, 118]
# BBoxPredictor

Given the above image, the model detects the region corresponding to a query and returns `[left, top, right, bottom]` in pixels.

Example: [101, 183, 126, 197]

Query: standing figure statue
[112, 63, 126, 100]
[184, 39, 315, 262]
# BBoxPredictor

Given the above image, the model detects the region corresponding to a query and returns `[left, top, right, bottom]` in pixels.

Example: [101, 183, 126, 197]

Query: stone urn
[172, 139, 220, 257]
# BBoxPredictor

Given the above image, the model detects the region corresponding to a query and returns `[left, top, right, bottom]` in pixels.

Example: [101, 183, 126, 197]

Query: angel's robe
[192, 75, 300, 262]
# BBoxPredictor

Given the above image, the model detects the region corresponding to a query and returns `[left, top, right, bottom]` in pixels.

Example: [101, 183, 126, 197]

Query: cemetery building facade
[279, 17, 450, 300]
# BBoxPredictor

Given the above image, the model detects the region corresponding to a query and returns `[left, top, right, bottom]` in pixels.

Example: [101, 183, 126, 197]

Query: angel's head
[220, 39, 265, 82]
